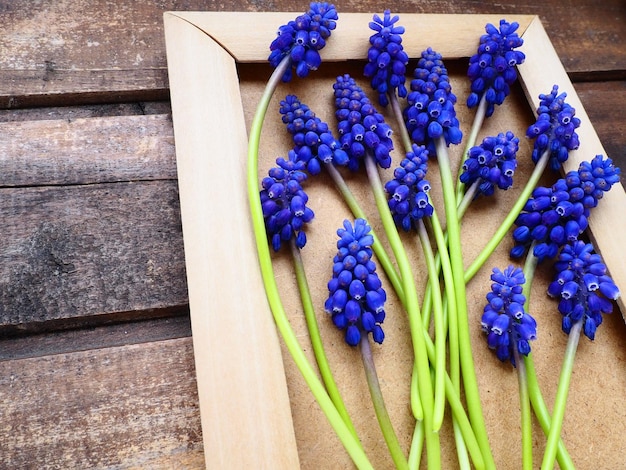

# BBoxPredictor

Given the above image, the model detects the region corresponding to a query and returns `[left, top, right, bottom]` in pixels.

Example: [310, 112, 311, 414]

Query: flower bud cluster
[363, 10, 409, 107]
[325, 219, 387, 346]
[526, 85, 580, 171]
[333, 74, 394, 170]
[459, 131, 519, 197]
[384, 144, 434, 231]
[279, 94, 349, 175]
[511, 155, 620, 262]
[467, 20, 526, 117]
[481, 266, 537, 365]
[260, 152, 314, 252]
[268, 2, 338, 82]
[548, 240, 619, 339]
[403, 48, 462, 155]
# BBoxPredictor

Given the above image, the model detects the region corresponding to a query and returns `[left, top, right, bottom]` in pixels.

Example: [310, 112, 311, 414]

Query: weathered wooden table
[1, 1, 624, 468]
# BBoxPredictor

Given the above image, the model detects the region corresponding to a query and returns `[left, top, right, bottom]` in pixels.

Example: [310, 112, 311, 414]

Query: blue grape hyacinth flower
[260, 152, 315, 252]
[333, 74, 395, 171]
[511, 155, 620, 261]
[385, 144, 434, 231]
[268, 2, 338, 82]
[363, 10, 409, 107]
[279, 94, 349, 175]
[481, 266, 537, 365]
[404, 48, 463, 155]
[527, 85, 581, 171]
[325, 218, 387, 346]
[548, 240, 620, 340]
[459, 131, 519, 197]
[467, 19, 526, 117]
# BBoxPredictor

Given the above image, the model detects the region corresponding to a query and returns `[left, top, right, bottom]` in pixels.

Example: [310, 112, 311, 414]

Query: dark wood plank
[0, 114, 176, 186]
[0, 337, 204, 468]
[574, 80, 626, 179]
[0, 0, 624, 108]
[0, 101, 171, 122]
[0, 314, 191, 361]
[0, 180, 187, 334]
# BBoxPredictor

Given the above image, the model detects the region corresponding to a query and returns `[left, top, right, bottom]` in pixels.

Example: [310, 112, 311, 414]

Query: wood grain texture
[0, 337, 204, 468]
[0, 180, 187, 333]
[573, 80, 626, 170]
[0, 114, 176, 186]
[0, 314, 191, 361]
[0, 0, 624, 108]
[164, 12, 300, 468]
[0, 101, 171, 123]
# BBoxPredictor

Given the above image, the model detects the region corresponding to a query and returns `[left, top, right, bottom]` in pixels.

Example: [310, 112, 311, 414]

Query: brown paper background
[239, 60, 626, 469]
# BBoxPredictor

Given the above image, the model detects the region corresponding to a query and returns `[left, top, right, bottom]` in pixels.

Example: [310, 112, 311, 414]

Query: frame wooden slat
[178, 12, 536, 61]
[163, 12, 300, 468]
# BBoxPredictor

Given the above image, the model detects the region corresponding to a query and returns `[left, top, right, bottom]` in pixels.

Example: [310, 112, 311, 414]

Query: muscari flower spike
[467, 19, 526, 117]
[260, 151, 315, 252]
[384, 144, 434, 231]
[527, 85, 581, 171]
[363, 10, 409, 107]
[403, 48, 463, 155]
[511, 155, 620, 262]
[333, 74, 394, 171]
[459, 131, 519, 197]
[279, 94, 349, 175]
[268, 2, 338, 82]
[481, 266, 537, 366]
[548, 240, 620, 340]
[324, 218, 387, 346]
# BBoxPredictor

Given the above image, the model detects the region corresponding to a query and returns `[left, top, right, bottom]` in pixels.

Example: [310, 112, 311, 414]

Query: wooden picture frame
[164, 12, 626, 468]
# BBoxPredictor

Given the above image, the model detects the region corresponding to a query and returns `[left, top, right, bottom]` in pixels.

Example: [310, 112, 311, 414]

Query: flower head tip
[363, 10, 409, 106]
[260, 152, 315, 251]
[467, 19, 525, 117]
[481, 266, 537, 365]
[269, 2, 338, 82]
[325, 218, 387, 346]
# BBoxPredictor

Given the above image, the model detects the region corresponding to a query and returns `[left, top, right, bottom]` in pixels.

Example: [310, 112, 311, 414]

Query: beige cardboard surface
[240, 61, 626, 469]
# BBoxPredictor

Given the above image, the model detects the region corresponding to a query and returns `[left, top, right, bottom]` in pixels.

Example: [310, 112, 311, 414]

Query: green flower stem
[540, 320, 582, 470]
[406, 318, 486, 469]
[407, 419, 424, 470]
[513, 348, 533, 470]
[360, 335, 409, 470]
[428, 206, 460, 389]
[389, 91, 414, 153]
[426, 208, 470, 470]
[364, 152, 441, 470]
[522, 250, 575, 470]
[453, 419, 472, 470]
[410, 363, 423, 422]
[464, 148, 550, 284]
[290, 239, 360, 442]
[435, 137, 495, 470]
[457, 179, 480, 220]
[417, 219, 446, 432]
[456, 93, 488, 203]
[419, 319, 486, 470]
[523, 353, 576, 470]
[410, 317, 485, 470]
[247, 57, 373, 469]
[324, 162, 404, 305]
[390, 90, 452, 444]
